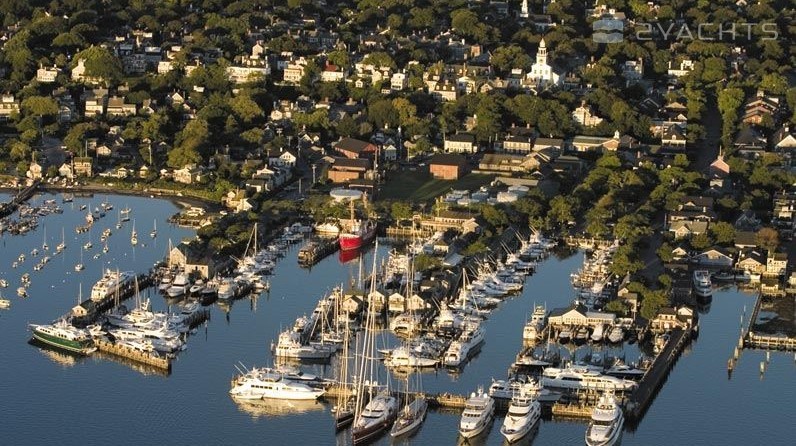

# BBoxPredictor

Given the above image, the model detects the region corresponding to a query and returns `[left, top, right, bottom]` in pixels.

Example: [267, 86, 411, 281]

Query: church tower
[520, 0, 529, 18]
[536, 38, 548, 65]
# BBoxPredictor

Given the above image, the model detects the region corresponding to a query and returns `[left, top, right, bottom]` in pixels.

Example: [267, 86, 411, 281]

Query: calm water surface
[0, 193, 793, 445]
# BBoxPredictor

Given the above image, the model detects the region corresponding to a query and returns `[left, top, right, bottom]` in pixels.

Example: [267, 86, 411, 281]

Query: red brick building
[334, 137, 378, 159]
[327, 157, 371, 183]
[429, 153, 467, 180]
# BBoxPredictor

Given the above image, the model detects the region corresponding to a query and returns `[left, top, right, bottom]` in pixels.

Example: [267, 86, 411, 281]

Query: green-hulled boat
[30, 320, 97, 355]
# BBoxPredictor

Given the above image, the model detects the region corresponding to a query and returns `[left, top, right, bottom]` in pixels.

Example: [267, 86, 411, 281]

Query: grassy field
[378, 169, 494, 202]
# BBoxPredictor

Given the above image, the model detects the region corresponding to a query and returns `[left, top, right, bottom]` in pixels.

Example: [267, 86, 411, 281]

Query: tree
[229, 94, 263, 123]
[604, 299, 629, 316]
[21, 96, 58, 117]
[689, 232, 713, 250]
[657, 242, 674, 262]
[8, 140, 30, 161]
[390, 202, 413, 220]
[72, 46, 122, 84]
[414, 254, 441, 272]
[756, 227, 779, 253]
[490, 45, 532, 75]
[710, 221, 736, 245]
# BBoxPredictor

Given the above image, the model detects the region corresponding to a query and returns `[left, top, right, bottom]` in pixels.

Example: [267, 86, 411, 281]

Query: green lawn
[378, 170, 494, 202]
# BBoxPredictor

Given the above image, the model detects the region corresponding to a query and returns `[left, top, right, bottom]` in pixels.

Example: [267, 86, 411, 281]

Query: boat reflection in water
[338, 246, 363, 264]
[30, 340, 83, 368]
[232, 397, 326, 418]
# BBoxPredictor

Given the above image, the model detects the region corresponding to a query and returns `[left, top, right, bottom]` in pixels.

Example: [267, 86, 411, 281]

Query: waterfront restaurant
[547, 303, 616, 328]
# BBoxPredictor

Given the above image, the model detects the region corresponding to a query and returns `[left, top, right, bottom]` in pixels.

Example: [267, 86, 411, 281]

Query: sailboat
[131, 221, 138, 246]
[42, 227, 49, 252]
[102, 241, 109, 254]
[390, 370, 428, 438]
[83, 227, 93, 250]
[74, 247, 85, 272]
[150, 219, 157, 238]
[116, 210, 122, 229]
[56, 228, 66, 253]
[334, 318, 355, 430]
[352, 245, 398, 445]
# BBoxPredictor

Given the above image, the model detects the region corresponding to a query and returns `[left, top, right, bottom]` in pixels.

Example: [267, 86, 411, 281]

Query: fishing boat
[522, 304, 547, 342]
[29, 319, 97, 355]
[458, 387, 495, 439]
[585, 392, 624, 446]
[693, 270, 712, 298]
[229, 367, 325, 400]
[500, 387, 541, 443]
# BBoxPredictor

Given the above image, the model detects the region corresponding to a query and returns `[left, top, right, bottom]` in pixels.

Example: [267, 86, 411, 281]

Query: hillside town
[0, 1, 794, 445]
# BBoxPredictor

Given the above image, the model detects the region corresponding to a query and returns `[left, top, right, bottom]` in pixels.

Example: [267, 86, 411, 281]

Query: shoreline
[0, 183, 222, 211]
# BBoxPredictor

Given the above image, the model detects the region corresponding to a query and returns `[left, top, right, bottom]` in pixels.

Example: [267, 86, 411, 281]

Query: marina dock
[624, 328, 692, 424]
[95, 338, 172, 370]
[0, 180, 40, 218]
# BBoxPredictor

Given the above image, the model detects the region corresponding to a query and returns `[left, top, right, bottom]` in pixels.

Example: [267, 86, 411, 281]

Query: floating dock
[94, 338, 171, 370]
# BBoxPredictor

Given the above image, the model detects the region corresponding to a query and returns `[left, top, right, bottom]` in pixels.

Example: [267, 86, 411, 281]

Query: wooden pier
[625, 328, 691, 423]
[94, 338, 171, 370]
[0, 180, 40, 218]
[563, 237, 614, 250]
[744, 332, 796, 351]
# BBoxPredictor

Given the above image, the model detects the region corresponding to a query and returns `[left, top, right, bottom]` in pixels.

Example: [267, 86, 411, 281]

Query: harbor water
[0, 193, 794, 445]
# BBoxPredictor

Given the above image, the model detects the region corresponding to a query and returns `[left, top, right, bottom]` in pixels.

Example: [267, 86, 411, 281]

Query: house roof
[429, 153, 467, 167]
[734, 231, 758, 247]
[445, 132, 476, 143]
[669, 220, 708, 234]
[331, 157, 371, 170]
[334, 137, 376, 153]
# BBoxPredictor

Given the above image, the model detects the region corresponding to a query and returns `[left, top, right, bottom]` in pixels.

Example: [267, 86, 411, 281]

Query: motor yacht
[522, 305, 547, 342]
[165, 273, 190, 298]
[693, 270, 712, 298]
[585, 392, 624, 446]
[229, 367, 325, 400]
[500, 388, 541, 443]
[443, 325, 486, 367]
[541, 366, 637, 392]
[458, 387, 495, 439]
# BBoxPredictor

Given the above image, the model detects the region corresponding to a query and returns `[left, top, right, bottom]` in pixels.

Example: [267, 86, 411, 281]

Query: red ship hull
[339, 222, 376, 251]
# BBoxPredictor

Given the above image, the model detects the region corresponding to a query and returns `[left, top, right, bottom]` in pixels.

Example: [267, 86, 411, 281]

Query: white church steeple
[536, 38, 548, 65]
[520, 0, 529, 18]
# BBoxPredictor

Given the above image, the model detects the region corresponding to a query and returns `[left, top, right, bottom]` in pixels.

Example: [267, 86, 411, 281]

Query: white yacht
[229, 367, 324, 400]
[522, 305, 547, 342]
[585, 393, 624, 446]
[501, 388, 541, 443]
[541, 366, 637, 392]
[165, 273, 190, 298]
[693, 270, 712, 297]
[607, 326, 624, 344]
[458, 387, 495, 439]
[273, 330, 334, 360]
[384, 345, 437, 368]
[217, 278, 239, 300]
[90, 270, 135, 302]
[443, 325, 486, 367]
[591, 324, 605, 342]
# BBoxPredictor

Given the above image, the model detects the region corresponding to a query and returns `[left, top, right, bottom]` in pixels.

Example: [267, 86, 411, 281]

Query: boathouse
[547, 303, 616, 327]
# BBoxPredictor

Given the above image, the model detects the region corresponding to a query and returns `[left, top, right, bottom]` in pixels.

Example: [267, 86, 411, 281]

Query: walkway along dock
[0, 180, 40, 218]
[624, 327, 692, 425]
